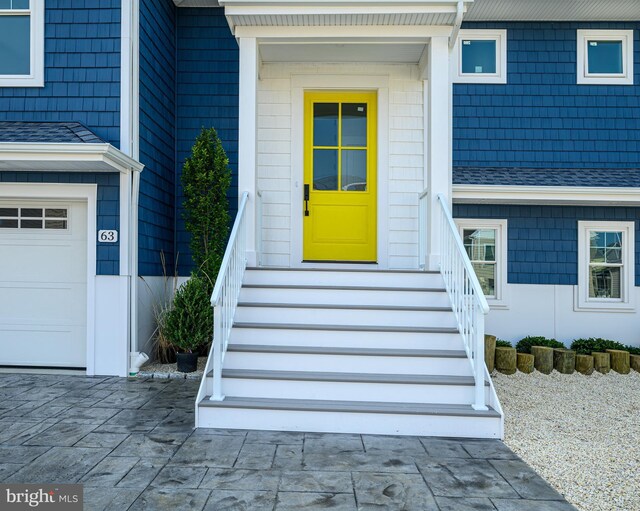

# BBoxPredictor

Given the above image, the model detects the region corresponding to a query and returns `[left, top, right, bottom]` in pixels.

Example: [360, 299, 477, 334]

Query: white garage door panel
[0, 201, 88, 368]
[0, 283, 86, 322]
[1, 326, 86, 367]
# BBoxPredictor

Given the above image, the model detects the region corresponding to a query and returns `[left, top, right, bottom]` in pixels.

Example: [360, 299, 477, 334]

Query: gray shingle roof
[453, 167, 640, 188]
[0, 122, 104, 144]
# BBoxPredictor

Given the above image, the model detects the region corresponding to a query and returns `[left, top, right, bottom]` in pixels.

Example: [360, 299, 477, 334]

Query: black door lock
[304, 184, 310, 216]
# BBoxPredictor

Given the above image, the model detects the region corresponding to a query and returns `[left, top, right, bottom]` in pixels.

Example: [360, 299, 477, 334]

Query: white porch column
[238, 37, 258, 266]
[424, 36, 452, 271]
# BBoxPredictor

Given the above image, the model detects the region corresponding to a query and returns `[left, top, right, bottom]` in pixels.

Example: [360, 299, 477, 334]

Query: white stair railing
[195, 192, 250, 406]
[419, 190, 489, 411]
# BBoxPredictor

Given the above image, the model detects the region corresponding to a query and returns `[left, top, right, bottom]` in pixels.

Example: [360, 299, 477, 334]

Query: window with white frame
[576, 221, 635, 311]
[577, 30, 634, 85]
[456, 219, 508, 306]
[451, 29, 507, 84]
[0, 0, 44, 87]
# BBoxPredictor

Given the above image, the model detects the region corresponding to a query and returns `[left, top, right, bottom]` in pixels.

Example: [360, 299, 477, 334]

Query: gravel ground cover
[138, 357, 207, 379]
[493, 370, 640, 511]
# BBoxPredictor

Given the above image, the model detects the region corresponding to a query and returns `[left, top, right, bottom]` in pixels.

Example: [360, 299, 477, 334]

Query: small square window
[577, 30, 634, 85]
[0, 0, 44, 87]
[452, 30, 507, 84]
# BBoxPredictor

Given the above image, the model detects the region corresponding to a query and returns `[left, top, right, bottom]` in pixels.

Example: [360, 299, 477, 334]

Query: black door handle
[304, 184, 310, 216]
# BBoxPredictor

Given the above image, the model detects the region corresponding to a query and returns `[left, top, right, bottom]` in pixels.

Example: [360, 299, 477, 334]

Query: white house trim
[235, 25, 454, 40]
[453, 185, 640, 206]
[289, 73, 390, 269]
[0, 183, 97, 373]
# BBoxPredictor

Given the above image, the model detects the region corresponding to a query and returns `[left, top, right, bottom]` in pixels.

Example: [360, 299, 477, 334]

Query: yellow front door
[303, 91, 377, 262]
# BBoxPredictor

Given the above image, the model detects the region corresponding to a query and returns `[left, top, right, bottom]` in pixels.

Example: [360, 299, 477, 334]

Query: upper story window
[451, 29, 507, 84]
[576, 221, 635, 312]
[456, 218, 508, 308]
[0, 0, 44, 87]
[577, 30, 634, 85]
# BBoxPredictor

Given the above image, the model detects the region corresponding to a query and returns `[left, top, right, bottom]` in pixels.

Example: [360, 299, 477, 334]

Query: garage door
[0, 201, 88, 368]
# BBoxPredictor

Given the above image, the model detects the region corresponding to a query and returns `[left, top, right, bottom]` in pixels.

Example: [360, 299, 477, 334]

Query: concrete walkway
[0, 373, 575, 511]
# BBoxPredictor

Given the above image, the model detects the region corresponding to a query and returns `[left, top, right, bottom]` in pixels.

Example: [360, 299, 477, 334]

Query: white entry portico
[220, 0, 471, 270]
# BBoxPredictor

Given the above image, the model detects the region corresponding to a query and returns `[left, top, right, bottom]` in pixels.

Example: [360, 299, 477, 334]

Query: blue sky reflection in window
[461, 39, 496, 74]
[587, 40, 623, 74]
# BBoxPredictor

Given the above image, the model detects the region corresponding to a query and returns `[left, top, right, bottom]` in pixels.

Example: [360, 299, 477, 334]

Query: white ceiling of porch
[260, 42, 427, 63]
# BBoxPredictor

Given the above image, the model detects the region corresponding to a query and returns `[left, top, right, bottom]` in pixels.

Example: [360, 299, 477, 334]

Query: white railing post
[211, 304, 224, 401]
[473, 308, 486, 410]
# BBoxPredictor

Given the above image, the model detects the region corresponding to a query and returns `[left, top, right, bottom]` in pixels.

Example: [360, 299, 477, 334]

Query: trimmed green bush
[495, 339, 513, 348]
[571, 338, 639, 356]
[163, 275, 213, 353]
[516, 336, 565, 354]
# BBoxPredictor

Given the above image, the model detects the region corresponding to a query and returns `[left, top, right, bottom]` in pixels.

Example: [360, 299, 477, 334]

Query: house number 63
[98, 230, 118, 243]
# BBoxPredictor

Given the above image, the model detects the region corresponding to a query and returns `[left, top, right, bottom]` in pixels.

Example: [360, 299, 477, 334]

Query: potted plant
[163, 274, 212, 372]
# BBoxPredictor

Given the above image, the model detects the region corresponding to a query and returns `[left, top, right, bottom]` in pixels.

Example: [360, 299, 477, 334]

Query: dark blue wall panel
[138, 0, 177, 276]
[176, 7, 238, 275]
[454, 22, 640, 169]
[0, 172, 120, 275]
[453, 204, 640, 287]
[0, 0, 121, 147]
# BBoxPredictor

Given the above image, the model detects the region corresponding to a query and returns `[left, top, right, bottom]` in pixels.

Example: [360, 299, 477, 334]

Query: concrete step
[197, 396, 501, 437]
[224, 344, 471, 376]
[218, 369, 490, 405]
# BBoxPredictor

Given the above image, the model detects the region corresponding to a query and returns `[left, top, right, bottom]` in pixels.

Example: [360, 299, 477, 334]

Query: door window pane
[461, 39, 496, 74]
[313, 149, 338, 190]
[341, 150, 367, 191]
[0, 15, 30, 75]
[313, 103, 338, 147]
[587, 40, 623, 74]
[342, 103, 367, 147]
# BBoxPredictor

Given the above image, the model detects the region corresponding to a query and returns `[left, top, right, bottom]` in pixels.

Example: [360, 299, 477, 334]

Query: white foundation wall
[257, 63, 424, 269]
[487, 284, 640, 347]
[93, 276, 129, 376]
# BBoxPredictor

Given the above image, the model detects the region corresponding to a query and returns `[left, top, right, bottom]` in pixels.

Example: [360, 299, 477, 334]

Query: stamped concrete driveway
[0, 373, 575, 511]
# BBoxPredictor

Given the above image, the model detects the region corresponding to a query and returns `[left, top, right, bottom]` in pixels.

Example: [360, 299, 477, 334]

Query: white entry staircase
[196, 267, 503, 438]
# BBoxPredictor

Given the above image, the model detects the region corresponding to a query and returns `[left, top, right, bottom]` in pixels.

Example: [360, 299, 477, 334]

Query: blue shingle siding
[138, 0, 177, 276]
[0, 172, 120, 276]
[453, 204, 640, 287]
[0, 1, 121, 147]
[176, 7, 239, 275]
[453, 22, 640, 171]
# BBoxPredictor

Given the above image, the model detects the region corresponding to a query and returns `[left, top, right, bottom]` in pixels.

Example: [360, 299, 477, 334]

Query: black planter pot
[176, 352, 198, 373]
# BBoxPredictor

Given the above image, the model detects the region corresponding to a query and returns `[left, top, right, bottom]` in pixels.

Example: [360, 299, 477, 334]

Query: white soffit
[466, 0, 640, 21]
[260, 42, 427, 63]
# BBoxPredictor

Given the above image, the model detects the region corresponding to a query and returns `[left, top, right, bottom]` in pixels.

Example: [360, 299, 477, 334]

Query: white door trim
[290, 73, 390, 269]
[0, 183, 97, 373]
